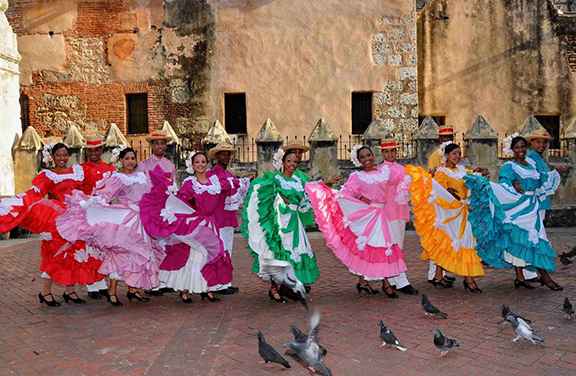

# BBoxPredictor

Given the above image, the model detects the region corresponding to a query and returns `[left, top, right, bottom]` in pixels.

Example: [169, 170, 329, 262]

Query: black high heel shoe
[200, 292, 221, 302]
[63, 292, 86, 304]
[382, 285, 399, 298]
[514, 279, 535, 289]
[107, 294, 123, 306]
[127, 291, 150, 302]
[356, 283, 379, 294]
[540, 279, 563, 291]
[268, 289, 287, 303]
[38, 293, 60, 307]
[432, 278, 453, 288]
[180, 292, 193, 304]
[463, 280, 482, 294]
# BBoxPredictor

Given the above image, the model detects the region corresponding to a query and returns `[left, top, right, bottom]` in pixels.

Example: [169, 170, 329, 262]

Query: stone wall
[418, 0, 576, 139]
[0, 0, 21, 195]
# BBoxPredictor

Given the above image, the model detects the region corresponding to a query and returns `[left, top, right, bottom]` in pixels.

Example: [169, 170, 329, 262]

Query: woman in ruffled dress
[0, 143, 104, 306]
[242, 150, 319, 303]
[306, 146, 407, 297]
[139, 152, 233, 304]
[56, 147, 165, 306]
[464, 136, 563, 291]
[406, 142, 486, 293]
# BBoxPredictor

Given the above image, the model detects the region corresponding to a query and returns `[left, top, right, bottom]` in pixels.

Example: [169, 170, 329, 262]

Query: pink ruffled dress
[305, 165, 408, 280]
[56, 171, 165, 289]
[139, 167, 232, 293]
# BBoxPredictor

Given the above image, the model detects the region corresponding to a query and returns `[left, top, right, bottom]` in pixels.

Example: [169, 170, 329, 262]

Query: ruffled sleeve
[497, 163, 518, 194]
[178, 180, 195, 203]
[341, 172, 361, 199]
[538, 170, 561, 198]
[95, 174, 124, 203]
[395, 173, 412, 205]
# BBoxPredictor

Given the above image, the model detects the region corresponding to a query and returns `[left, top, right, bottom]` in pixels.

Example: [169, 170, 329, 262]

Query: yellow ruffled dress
[406, 165, 484, 277]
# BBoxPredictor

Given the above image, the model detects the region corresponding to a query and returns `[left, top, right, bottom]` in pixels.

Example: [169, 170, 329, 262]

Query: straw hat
[282, 139, 310, 153]
[208, 143, 237, 159]
[145, 129, 172, 143]
[83, 135, 104, 149]
[380, 138, 399, 150]
[525, 128, 554, 141]
[437, 125, 458, 136]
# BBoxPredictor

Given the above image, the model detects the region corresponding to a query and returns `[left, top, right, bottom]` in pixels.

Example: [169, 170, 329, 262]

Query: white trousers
[209, 227, 234, 291]
[86, 279, 108, 292]
[387, 220, 411, 289]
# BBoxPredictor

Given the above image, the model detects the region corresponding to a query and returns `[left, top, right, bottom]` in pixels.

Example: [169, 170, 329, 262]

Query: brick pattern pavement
[0, 229, 575, 376]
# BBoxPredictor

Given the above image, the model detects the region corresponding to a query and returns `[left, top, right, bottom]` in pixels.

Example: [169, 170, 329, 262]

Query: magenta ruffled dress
[56, 171, 165, 289]
[305, 165, 408, 280]
[139, 167, 232, 293]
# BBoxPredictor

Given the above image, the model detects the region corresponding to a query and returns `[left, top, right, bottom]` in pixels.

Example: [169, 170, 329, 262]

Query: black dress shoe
[217, 288, 235, 295]
[159, 287, 175, 293]
[99, 289, 109, 298]
[444, 275, 456, 282]
[382, 286, 399, 298]
[227, 286, 239, 293]
[396, 285, 419, 295]
[540, 279, 563, 291]
[428, 279, 453, 286]
[432, 278, 453, 288]
[87, 291, 101, 300]
[63, 292, 86, 304]
[144, 290, 163, 296]
[526, 277, 541, 283]
[304, 285, 311, 293]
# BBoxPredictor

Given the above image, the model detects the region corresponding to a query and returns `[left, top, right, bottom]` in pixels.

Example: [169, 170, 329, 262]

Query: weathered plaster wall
[418, 0, 576, 137]
[208, 0, 417, 139]
[0, 0, 21, 195]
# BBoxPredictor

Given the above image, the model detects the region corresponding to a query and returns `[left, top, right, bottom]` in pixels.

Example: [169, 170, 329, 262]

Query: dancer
[57, 147, 166, 306]
[0, 143, 104, 306]
[406, 142, 485, 293]
[140, 152, 233, 303]
[464, 136, 562, 291]
[136, 129, 176, 296]
[81, 135, 116, 299]
[379, 137, 418, 295]
[425, 125, 457, 285]
[243, 150, 319, 302]
[207, 143, 251, 294]
[306, 145, 407, 298]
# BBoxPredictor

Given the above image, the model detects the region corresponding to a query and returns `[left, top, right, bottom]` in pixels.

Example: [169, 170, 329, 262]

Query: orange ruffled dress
[406, 165, 484, 277]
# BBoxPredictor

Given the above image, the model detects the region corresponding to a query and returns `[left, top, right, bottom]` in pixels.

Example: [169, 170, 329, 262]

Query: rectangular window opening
[534, 114, 561, 150]
[20, 94, 30, 132]
[224, 93, 247, 134]
[126, 93, 148, 134]
[352, 92, 373, 135]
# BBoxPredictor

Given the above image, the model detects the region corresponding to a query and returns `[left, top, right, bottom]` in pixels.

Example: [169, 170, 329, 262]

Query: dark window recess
[224, 93, 247, 134]
[535, 115, 560, 150]
[352, 92, 373, 134]
[418, 115, 446, 127]
[20, 93, 30, 132]
[126, 93, 148, 134]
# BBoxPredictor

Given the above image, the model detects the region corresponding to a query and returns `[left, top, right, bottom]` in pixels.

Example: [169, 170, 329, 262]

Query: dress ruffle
[464, 174, 556, 271]
[405, 166, 484, 277]
[305, 182, 407, 279]
[242, 173, 319, 284]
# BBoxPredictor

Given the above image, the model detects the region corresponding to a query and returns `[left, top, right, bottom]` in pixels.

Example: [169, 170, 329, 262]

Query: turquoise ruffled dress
[464, 161, 561, 271]
[242, 172, 319, 284]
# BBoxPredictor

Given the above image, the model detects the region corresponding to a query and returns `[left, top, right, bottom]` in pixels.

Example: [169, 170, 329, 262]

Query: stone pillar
[520, 115, 548, 161]
[415, 116, 439, 168]
[61, 124, 85, 165]
[255, 118, 283, 175]
[201, 120, 233, 160]
[13, 126, 42, 194]
[464, 115, 499, 179]
[363, 119, 395, 165]
[102, 123, 128, 163]
[0, 0, 22, 195]
[309, 118, 338, 181]
[161, 120, 181, 168]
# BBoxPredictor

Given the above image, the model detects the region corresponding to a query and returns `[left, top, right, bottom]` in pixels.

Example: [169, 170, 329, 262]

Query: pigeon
[506, 315, 544, 345]
[290, 325, 327, 355]
[422, 294, 448, 319]
[379, 320, 407, 352]
[501, 304, 531, 325]
[565, 247, 576, 258]
[560, 253, 572, 267]
[257, 331, 291, 368]
[259, 259, 307, 305]
[433, 329, 459, 357]
[285, 309, 332, 376]
[563, 297, 574, 319]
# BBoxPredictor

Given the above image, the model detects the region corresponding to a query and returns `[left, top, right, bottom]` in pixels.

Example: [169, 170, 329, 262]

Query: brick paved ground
[0, 229, 576, 376]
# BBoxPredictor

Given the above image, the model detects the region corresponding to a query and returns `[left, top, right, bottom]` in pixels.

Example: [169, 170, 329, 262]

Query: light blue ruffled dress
[464, 160, 560, 271]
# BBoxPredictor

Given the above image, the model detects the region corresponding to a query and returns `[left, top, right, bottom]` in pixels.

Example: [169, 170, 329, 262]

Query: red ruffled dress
[0, 165, 105, 285]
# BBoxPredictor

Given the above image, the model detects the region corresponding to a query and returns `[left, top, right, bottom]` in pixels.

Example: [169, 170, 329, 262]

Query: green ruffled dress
[242, 171, 319, 284]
